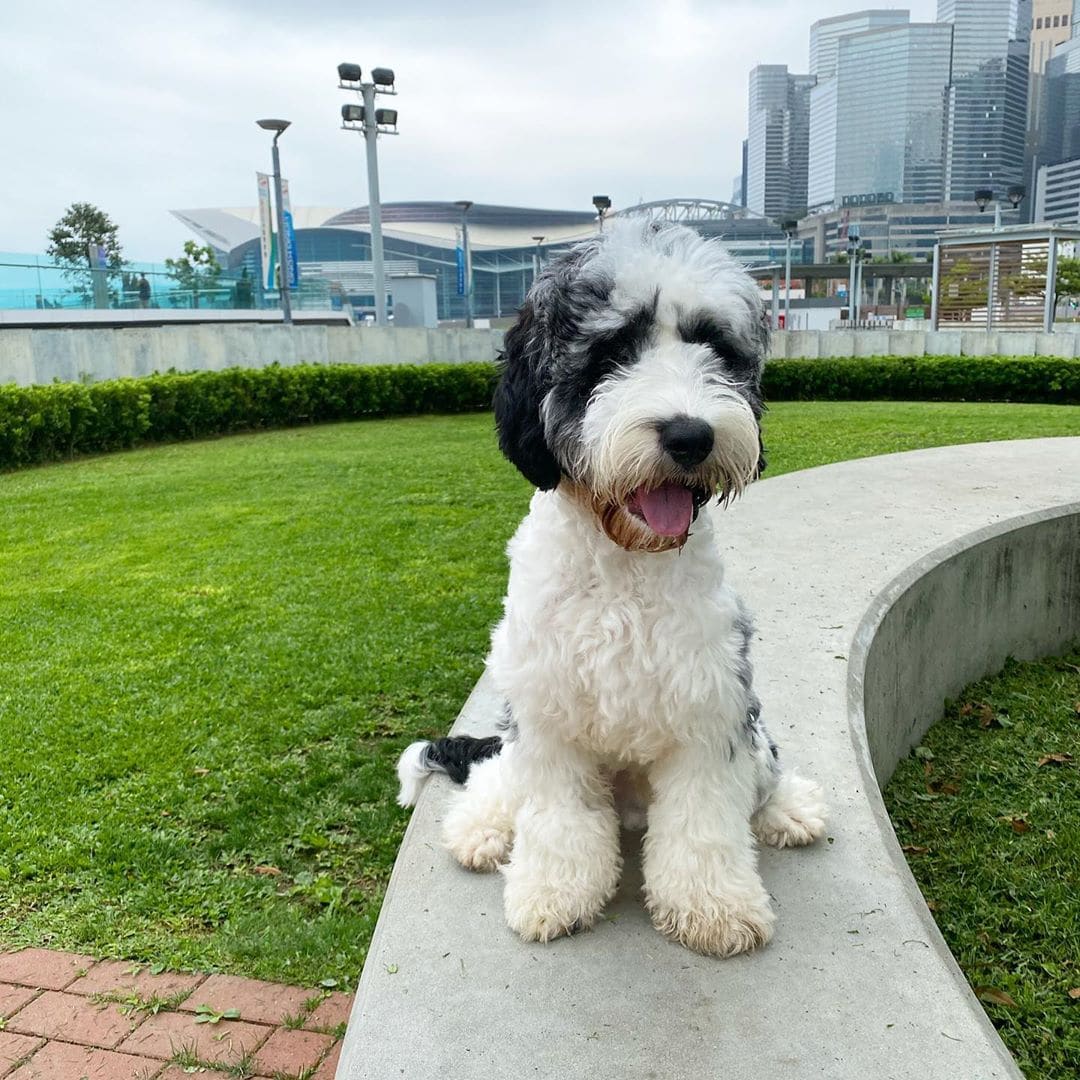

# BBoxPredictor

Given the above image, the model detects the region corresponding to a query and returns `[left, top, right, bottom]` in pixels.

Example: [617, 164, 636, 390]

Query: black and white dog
[398, 219, 826, 957]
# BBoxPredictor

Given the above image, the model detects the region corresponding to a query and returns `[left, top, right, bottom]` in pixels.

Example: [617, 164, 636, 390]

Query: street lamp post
[339, 63, 398, 326]
[455, 200, 474, 328]
[974, 185, 1025, 229]
[593, 195, 611, 232]
[780, 219, 799, 330]
[531, 235, 545, 284]
[256, 118, 293, 325]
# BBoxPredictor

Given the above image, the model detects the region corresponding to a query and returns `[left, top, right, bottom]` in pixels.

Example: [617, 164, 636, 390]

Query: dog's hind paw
[752, 772, 828, 849]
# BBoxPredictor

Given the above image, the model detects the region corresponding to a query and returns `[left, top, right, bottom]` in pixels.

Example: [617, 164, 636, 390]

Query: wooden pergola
[930, 223, 1079, 333]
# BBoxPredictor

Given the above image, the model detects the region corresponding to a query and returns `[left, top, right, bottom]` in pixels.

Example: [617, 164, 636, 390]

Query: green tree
[1055, 257, 1080, 313]
[165, 241, 222, 309]
[46, 202, 124, 298]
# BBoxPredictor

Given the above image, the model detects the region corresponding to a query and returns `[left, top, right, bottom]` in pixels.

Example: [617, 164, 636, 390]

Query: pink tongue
[635, 483, 694, 536]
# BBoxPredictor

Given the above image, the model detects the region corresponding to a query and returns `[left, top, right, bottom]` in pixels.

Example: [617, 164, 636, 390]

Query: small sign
[904, 306, 926, 318]
[455, 247, 466, 296]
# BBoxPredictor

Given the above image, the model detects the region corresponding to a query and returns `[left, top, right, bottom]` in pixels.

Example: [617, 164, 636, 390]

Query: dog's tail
[396, 735, 503, 807]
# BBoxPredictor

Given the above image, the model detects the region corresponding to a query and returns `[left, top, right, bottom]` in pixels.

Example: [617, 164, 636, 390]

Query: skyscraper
[808, 21, 953, 210]
[809, 8, 911, 78]
[938, 0, 1029, 200]
[745, 65, 815, 219]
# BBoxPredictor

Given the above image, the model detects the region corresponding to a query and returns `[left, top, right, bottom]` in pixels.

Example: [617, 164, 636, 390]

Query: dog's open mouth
[625, 483, 710, 537]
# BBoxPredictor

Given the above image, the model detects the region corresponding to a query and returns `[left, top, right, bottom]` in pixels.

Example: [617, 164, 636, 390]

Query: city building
[745, 65, 816, 219]
[808, 21, 953, 211]
[1031, 0, 1072, 73]
[1036, 156, 1080, 220]
[1034, 34, 1080, 222]
[938, 0, 1029, 203]
[808, 8, 910, 79]
[172, 200, 802, 321]
[799, 198, 1003, 262]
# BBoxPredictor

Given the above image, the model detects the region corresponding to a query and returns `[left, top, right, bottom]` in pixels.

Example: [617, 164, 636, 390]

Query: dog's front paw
[646, 889, 775, 957]
[444, 823, 512, 872]
[502, 876, 605, 943]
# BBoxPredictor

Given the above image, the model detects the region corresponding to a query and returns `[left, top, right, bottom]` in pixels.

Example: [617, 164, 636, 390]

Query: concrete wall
[769, 328, 1080, 360]
[859, 508, 1080, 787]
[1, 323, 1077, 387]
[0, 324, 506, 387]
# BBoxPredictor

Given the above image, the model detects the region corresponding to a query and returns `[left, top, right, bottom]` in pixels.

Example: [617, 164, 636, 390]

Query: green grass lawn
[885, 649, 1080, 1080]
[2, 401, 1080, 988]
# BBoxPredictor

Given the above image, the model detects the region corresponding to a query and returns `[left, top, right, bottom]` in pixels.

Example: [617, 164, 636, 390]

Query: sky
[3, 0, 938, 261]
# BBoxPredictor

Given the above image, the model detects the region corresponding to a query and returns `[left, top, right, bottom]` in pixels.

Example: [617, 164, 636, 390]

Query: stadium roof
[171, 202, 600, 254]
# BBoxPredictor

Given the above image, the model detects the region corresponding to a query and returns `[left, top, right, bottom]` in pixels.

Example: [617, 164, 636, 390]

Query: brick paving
[0, 948, 349, 1079]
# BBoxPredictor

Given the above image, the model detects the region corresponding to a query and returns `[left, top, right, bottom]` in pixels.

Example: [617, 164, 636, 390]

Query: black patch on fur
[494, 242, 618, 488]
[424, 735, 503, 785]
[494, 297, 562, 490]
[678, 311, 758, 375]
[580, 293, 658, 391]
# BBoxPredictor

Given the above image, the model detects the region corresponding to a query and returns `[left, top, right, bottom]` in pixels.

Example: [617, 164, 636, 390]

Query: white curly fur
[430, 220, 827, 956]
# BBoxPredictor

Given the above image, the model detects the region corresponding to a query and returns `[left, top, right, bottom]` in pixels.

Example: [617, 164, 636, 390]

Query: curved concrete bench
[339, 438, 1080, 1080]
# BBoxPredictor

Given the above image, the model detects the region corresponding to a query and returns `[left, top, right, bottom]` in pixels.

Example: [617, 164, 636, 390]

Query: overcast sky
[4, 0, 937, 261]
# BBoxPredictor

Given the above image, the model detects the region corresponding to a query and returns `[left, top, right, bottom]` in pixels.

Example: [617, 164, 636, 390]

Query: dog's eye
[679, 315, 754, 373]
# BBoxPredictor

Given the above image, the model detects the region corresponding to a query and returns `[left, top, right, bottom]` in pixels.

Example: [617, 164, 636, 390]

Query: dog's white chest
[490, 497, 745, 764]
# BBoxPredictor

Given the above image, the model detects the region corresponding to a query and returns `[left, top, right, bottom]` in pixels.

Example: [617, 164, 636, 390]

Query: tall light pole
[780, 218, 798, 330]
[339, 63, 398, 326]
[256, 118, 293, 325]
[593, 194, 611, 232]
[455, 200, 474, 327]
[531, 235, 545, 283]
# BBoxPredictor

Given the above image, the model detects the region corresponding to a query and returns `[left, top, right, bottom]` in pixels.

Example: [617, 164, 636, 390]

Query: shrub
[1, 354, 1077, 474]
[763, 355, 1080, 404]
[0, 363, 498, 471]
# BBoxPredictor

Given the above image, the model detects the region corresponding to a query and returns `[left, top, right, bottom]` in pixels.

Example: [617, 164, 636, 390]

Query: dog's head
[494, 218, 768, 553]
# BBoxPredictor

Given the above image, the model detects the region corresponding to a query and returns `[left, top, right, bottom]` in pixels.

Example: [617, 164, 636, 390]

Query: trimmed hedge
[763, 354, 1080, 404]
[0, 363, 498, 471]
[2, 354, 1079, 472]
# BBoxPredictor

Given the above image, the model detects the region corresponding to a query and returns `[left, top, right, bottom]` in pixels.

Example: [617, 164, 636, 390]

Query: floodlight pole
[532, 235, 545, 283]
[360, 82, 388, 327]
[256, 121, 294, 325]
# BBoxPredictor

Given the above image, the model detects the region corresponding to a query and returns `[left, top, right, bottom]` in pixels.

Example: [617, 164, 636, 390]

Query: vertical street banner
[256, 173, 275, 290]
[455, 228, 466, 296]
[280, 179, 299, 290]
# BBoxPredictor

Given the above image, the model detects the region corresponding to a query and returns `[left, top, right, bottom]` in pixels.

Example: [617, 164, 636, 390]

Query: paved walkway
[0, 949, 349, 1080]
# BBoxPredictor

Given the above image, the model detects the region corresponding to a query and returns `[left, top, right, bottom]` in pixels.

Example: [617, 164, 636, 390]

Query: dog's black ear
[494, 297, 562, 490]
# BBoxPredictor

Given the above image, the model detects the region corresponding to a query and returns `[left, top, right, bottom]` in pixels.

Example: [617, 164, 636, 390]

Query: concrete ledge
[0, 325, 506, 386]
[340, 439, 1080, 1079]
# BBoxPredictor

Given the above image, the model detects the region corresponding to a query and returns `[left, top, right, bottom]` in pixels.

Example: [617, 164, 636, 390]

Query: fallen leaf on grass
[901, 844, 931, 855]
[975, 987, 1017, 1008]
[1068, 988, 1080, 1000]
[1003, 816, 1031, 834]
[1036, 753, 1073, 767]
[252, 865, 282, 876]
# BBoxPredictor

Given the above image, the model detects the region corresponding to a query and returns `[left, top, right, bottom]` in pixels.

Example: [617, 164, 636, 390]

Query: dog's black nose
[659, 416, 714, 468]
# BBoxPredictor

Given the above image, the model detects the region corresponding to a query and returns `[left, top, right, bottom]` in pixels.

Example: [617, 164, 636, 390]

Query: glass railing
[0, 253, 334, 313]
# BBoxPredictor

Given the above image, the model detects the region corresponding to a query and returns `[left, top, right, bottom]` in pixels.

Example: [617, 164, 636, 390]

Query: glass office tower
[809, 8, 911, 79]
[938, 0, 1029, 199]
[746, 66, 816, 218]
[810, 22, 953, 209]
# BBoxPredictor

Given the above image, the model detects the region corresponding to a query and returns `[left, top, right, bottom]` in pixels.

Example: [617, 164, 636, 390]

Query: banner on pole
[256, 173, 275, 290]
[281, 180, 299, 290]
[455, 246, 466, 296]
